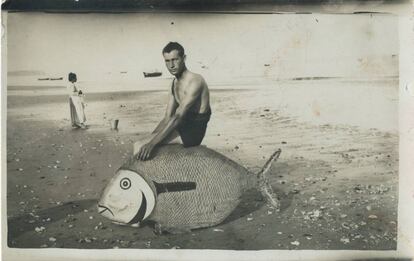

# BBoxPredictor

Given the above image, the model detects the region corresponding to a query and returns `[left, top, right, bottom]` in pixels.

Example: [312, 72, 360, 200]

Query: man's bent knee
[181, 136, 203, 148]
[182, 142, 202, 148]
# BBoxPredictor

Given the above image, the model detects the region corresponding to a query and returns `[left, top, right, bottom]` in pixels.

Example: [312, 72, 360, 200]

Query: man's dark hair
[68, 72, 77, 82]
[162, 42, 185, 57]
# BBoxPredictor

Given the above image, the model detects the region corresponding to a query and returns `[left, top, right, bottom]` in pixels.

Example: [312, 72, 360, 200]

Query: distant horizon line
[7, 72, 399, 81]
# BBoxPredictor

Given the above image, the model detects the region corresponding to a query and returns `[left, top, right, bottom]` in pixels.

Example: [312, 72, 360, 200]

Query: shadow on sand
[8, 199, 96, 244]
[222, 185, 291, 225]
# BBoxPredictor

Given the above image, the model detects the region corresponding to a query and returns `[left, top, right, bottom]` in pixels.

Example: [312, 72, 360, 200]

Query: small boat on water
[143, 71, 162, 78]
[38, 77, 63, 81]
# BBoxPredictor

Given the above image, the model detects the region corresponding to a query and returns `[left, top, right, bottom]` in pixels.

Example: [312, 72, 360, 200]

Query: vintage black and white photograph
[2, 1, 412, 258]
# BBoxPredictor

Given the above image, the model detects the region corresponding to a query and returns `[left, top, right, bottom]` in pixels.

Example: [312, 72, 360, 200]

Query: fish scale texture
[124, 144, 250, 229]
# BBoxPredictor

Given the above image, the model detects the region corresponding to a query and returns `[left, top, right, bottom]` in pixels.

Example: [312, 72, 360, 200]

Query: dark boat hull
[143, 72, 162, 77]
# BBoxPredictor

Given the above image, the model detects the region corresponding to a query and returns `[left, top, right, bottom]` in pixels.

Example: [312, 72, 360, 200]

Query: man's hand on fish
[137, 142, 156, 161]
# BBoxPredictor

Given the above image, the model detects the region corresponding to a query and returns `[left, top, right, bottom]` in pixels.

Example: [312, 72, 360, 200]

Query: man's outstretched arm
[151, 92, 178, 134]
[137, 79, 202, 160]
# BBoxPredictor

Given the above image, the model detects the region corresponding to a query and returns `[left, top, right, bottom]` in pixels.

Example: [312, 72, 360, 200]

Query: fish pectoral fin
[153, 223, 163, 235]
[153, 223, 192, 235]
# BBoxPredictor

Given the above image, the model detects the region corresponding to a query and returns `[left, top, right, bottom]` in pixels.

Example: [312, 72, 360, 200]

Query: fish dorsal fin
[256, 149, 282, 210]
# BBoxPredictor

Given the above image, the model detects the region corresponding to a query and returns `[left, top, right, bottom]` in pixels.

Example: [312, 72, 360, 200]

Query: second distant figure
[67, 72, 87, 129]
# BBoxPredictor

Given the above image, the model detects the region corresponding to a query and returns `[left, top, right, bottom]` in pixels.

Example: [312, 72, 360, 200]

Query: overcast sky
[7, 12, 398, 83]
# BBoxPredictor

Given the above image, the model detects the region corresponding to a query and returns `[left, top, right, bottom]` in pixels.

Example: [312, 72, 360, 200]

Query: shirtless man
[135, 42, 211, 160]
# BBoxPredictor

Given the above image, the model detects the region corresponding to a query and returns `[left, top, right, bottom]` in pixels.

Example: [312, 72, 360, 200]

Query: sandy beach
[6, 79, 398, 250]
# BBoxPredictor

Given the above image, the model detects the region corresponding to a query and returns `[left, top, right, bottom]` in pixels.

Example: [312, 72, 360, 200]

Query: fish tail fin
[257, 149, 281, 211]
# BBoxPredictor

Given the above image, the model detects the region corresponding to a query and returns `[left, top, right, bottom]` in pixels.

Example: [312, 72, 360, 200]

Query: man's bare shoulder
[186, 72, 207, 86]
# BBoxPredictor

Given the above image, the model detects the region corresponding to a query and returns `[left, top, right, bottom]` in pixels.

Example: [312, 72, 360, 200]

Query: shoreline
[7, 83, 398, 133]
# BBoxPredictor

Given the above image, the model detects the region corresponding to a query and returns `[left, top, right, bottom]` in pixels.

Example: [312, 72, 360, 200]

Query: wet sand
[6, 80, 398, 249]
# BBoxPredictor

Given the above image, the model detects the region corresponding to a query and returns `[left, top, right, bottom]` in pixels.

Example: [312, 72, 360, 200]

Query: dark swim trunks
[178, 109, 211, 147]
[171, 79, 211, 147]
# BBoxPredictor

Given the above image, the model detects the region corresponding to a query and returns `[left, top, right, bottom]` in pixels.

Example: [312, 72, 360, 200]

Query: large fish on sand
[98, 144, 281, 233]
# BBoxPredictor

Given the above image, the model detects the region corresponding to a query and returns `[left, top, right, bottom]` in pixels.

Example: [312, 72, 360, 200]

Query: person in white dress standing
[67, 72, 87, 129]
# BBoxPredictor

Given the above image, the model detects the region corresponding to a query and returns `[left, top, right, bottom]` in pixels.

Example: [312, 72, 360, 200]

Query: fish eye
[120, 177, 131, 190]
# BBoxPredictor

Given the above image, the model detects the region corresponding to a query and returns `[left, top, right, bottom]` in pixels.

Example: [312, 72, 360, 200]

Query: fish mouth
[98, 204, 114, 216]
